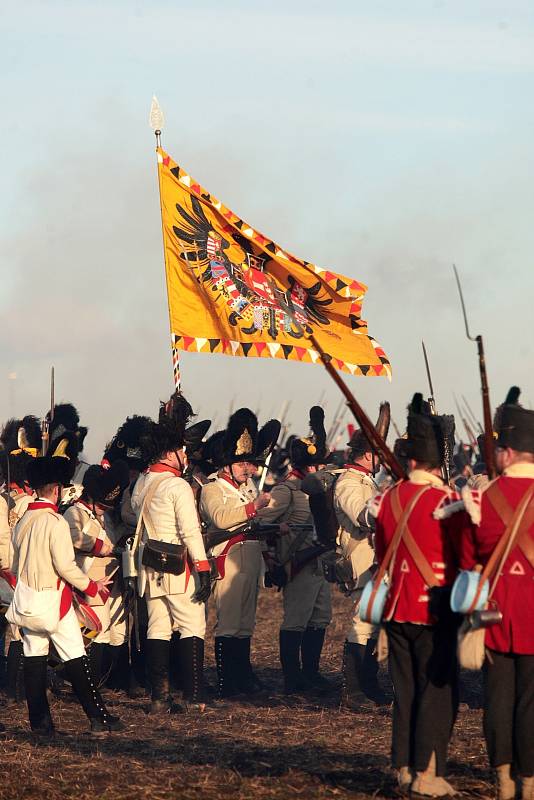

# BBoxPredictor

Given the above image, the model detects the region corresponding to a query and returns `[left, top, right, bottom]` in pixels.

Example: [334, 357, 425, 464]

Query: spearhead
[149, 96, 165, 132]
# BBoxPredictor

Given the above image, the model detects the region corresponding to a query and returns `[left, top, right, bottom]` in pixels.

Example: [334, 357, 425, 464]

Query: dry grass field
[0, 589, 493, 799]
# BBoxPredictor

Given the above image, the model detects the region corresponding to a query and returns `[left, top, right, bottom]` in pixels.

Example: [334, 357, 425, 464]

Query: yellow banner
[158, 147, 390, 378]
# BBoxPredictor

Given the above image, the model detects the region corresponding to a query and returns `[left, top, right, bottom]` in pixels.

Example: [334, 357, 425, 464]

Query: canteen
[359, 577, 389, 625]
[450, 570, 489, 614]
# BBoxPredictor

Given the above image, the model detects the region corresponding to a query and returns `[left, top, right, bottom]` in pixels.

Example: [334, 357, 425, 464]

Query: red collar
[28, 501, 58, 512]
[218, 471, 240, 490]
[344, 463, 371, 475]
[148, 463, 182, 478]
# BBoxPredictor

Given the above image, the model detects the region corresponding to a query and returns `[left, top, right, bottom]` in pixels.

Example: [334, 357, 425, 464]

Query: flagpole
[150, 96, 181, 392]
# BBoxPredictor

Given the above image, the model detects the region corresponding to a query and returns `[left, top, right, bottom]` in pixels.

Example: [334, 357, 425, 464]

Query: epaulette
[432, 487, 463, 520]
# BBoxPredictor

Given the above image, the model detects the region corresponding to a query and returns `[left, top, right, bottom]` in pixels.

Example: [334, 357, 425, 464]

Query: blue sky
[1, 1, 533, 459]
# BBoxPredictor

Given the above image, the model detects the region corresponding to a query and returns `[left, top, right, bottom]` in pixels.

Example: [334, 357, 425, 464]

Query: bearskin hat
[105, 415, 153, 470]
[26, 454, 72, 490]
[47, 431, 81, 484]
[47, 402, 89, 453]
[255, 419, 281, 466]
[139, 393, 194, 465]
[348, 402, 391, 458]
[82, 460, 130, 508]
[290, 406, 329, 468]
[406, 393, 455, 470]
[495, 386, 534, 454]
[218, 408, 280, 466]
[184, 420, 211, 464]
[0, 416, 42, 487]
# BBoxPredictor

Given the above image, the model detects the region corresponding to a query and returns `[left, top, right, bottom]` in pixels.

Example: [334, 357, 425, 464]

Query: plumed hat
[219, 408, 280, 466]
[48, 430, 81, 484]
[82, 460, 130, 507]
[140, 392, 194, 465]
[105, 415, 153, 470]
[0, 416, 42, 487]
[48, 402, 88, 451]
[406, 393, 455, 470]
[197, 430, 226, 474]
[290, 406, 329, 467]
[184, 420, 211, 464]
[26, 454, 72, 490]
[348, 402, 391, 458]
[495, 386, 534, 454]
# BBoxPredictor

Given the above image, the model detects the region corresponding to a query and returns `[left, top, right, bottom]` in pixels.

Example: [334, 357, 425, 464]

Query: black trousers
[386, 620, 459, 776]
[484, 649, 534, 776]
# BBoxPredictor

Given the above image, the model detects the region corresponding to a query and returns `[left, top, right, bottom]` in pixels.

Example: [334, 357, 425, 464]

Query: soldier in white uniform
[10, 455, 122, 735]
[131, 393, 212, 713]
[334, 405, 390, 709]
[0, 416, 40, 704]
[199, 409, 280, 697]
[64, 461, 129, 686]
[260, 407, 332, 694]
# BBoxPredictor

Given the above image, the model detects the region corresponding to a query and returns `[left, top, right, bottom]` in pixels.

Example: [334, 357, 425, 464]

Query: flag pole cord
[155, 130, 181, 392]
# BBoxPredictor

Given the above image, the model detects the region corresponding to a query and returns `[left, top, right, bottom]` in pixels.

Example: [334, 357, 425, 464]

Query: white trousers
[147, 573, 205, 641]
[108, 586, 127, 646]
[22, 606, 86, 662]
[213, 541, 262, 638]
[90, 600, 111, 645]
[346, 589, 376, 645]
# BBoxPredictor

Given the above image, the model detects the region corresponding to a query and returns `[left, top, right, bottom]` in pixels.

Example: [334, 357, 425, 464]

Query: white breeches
[21, 606, 86, 662]
[213, 541, 262, 638]
[146, 573, 206, 641]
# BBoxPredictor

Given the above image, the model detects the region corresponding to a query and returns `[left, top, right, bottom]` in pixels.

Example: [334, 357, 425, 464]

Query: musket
[421, 340, 437, 415]
[421, 341, 450, 483]
[391, 418, 402, 439]
[461, 393, 483, 435]
[452, 393, 477, 449]
[40, 366, 55, 456]
[453, 265, 496, 479]
[203, 520, 313, 552]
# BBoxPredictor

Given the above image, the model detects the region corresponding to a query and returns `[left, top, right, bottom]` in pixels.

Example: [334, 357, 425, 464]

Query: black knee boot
[341, 641, 374, 710]
[24, 656, 54, 735]
[215, 637, 239, 698]
[64, 655, 123, 732]
[88, 642, 108, 689]
[106, 643, 130, 692]
[169, 631, 182, 692]
[279, 629, 304, 694]
[5, 640, 24, 704]
[235, 637, 262, 694]
[361, 638, 388, 705]
[178, 636, 205, 708]
[301, 627, 331, 690]
[146, 639, 180, 714]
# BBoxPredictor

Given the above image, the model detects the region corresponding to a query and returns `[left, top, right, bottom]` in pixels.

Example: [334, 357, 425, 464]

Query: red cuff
[245, 502, 256, 519]
[98, 587, 110, 603]
[85, 579, 99, 597]
[194, 559, 211, 572]
[91, 539, 104, 556]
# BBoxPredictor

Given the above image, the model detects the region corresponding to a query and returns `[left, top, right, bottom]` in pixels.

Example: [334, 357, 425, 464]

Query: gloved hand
[193, 570, 212, 603]
[264, 563, 288, 589]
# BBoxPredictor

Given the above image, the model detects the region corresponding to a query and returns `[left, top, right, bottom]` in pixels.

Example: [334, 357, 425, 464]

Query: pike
[40, 366, 55, 456]
[453, 265, 496, 478]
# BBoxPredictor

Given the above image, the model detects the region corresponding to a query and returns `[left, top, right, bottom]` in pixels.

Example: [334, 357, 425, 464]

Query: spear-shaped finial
[149, 95, 165, 148]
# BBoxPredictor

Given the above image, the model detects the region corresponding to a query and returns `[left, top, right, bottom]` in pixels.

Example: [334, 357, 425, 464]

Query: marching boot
[178, 636, 206, 711]
[146, 638, 181, 714]
[235, 637, 262, 694]
[301, 627, 332, 691]
[64, 655, 124, 733]
[522, 777, 534, 800]
[341, 641, 374, 710]
[5, 640, 24, 704]
[215, 637, 239, 698]
[495, 765, 516, 800]
[88, 642, 108, 689]
[411, 752, 456, 797]
[169, 631, 182, 692]
[106, 643, 130, 692]
[396, 766, 414, 794]
[24, 656, 54, 736]
[130, 623, 148, 697]
[361, 638, 388, 705]
[279, 629, 305, 694]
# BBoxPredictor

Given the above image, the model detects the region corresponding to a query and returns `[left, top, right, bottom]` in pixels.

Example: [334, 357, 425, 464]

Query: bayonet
[461, 393, 483, 434]
[453, 265, 495, 478]
[421, 340, 437, 415]
[40, 366, 55, 456]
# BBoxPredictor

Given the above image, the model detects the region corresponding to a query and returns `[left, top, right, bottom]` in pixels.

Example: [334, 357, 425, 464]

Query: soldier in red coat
[372, 394, 469, 797]
[459, 390, 534, 800]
